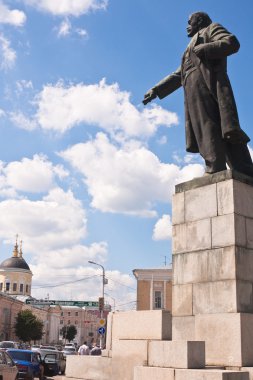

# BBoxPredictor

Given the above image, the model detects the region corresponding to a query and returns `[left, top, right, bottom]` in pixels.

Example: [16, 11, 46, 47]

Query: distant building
[133, 268, 172, 311]
[0, 238, 32, 296]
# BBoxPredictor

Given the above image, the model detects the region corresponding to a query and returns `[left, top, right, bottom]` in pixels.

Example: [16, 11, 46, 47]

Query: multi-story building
[0, 292, 23, 341]
[133, 268, 172, 311]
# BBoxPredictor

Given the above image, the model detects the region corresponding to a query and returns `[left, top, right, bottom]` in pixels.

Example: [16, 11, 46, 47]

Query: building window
[68, 312, 71, 316]
[20, 284, 24, 293]
[60, 320, 63, 324]
[75, 320, 78, 325]
[61, 312, 63, 316]
[68, 320, 70, 325]
[26, 285, 29, 293]
[154, 291, 162, 309]
[75, 312, 78, 316]
[0, 283, 3, 291]
[13, 283, 17, 292]
[6, 283, 10, 291]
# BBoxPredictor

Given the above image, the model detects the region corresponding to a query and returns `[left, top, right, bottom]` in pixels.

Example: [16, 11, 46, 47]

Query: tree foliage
[15, 309, 44, 342]
[61, 325, 77, 342]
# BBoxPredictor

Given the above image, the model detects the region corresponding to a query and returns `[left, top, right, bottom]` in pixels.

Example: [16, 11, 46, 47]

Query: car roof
[7, 349, 34, 353]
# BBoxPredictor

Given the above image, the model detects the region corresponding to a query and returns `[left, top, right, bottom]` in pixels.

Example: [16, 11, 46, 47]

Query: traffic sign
[98, 327, 105, 335]
[25, 299, 99, 307]
[98, 318, 106, 326]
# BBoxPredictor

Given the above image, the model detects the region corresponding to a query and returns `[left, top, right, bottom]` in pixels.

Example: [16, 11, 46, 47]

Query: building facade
[133, 268, 172, 312]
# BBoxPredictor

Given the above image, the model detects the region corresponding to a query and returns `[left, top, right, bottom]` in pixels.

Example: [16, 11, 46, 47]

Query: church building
[0, 238, 32, 296]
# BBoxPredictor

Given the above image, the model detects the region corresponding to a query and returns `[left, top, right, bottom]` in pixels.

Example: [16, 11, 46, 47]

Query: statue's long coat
[153, 23, 250, 153]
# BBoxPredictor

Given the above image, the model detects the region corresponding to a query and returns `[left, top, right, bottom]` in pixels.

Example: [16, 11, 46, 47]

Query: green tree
[61, 325, 77, 342]
[15, 309, 44, 343]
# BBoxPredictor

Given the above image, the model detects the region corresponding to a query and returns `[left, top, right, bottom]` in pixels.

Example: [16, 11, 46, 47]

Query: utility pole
[88, 261, 106, 348]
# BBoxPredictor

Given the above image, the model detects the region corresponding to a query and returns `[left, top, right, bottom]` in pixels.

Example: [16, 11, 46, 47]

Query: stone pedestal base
[134, 367, 249, 380]
[173, 313, 253, 366]
[172, 170, 253, 367]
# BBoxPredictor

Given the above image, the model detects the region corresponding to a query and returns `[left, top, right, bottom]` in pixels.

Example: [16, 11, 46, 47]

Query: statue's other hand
[143, 88, 157, 105]
[193, 45, 205, 58]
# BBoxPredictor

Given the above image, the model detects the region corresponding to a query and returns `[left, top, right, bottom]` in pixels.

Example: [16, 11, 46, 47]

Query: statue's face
[187, 14, 200, 37]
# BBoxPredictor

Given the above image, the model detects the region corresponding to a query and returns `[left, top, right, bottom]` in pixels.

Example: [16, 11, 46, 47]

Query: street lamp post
[88, 260, 106, 347]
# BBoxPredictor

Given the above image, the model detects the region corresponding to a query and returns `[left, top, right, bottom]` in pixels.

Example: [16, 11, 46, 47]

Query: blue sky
[0, 0, 252, 310]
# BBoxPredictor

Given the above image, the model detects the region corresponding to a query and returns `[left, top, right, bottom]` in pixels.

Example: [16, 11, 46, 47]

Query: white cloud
[33, 79, 178, 140]
[0, 187, 87, 252]
[0, 34, 16, 70]
[0, 2, 26, 26]
[152, 214, 172, 241]
[10, 111, 37, 131]
[60, 133, 204, 216]
[23, 0, 108, 16]
[0, 154, 68, 195]
[30, 263, 136, 310]
[57, 19, 72, 37]
[0, 182, 135, 309]
[76, 28, 88, 38]
[55, 20, 88, 39]
[249, 145, 253, 160]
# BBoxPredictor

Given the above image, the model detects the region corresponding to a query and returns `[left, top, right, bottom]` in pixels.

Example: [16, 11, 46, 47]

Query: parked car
[0, 341, 19, 350]
[6, 349, 43, 380]
[30, 346, 40, 351]
[39, 346, 57, 351]
[0, 350, 18, 380]
[62, 346, 77, 358]
[64, 342, 75, 347]
[36, 349, 66, 376]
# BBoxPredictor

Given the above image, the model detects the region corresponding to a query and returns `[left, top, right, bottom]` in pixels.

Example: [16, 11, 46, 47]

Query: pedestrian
[90, 343, 102, 356]
[78, 341, 90, 355]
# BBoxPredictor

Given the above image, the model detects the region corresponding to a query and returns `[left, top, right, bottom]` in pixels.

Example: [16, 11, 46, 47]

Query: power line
[105, 276, 136, 291]
[32, 274, 100, 289]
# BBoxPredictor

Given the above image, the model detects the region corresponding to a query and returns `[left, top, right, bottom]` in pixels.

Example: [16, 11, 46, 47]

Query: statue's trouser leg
[184, 71, 227, 173]
[225, 142, 253, 177]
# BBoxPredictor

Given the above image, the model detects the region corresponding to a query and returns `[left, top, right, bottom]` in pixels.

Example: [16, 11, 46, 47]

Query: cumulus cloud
[0, 187, 87, 252]
[55, 19, 88, 39]
[60, 133, 204, 216]
[10, 111, 37, 131]
[0, 154, 68, 195]
[31, 263, 136, 310]
[152, 214, 172, 241]
[33, 79, 178, 140]
[16, 80, 33, 93]
[23, 0, 108, 16]
[0, 2, 26, 26]
[76, 28, 88, 38]
[249, 145, 253, 160]
[0, 34, 16, 70]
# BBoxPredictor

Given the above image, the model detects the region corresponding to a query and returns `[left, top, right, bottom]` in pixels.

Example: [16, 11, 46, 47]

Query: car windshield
[64, 347, 75, 351]
[8, 351, 32, 362]
[39, 350, 58, 359]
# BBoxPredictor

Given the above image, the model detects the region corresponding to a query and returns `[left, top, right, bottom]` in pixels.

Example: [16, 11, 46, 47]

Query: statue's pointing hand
[143, 88, 157, 105]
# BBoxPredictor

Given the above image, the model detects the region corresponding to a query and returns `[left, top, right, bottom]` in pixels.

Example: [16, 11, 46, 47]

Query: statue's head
[187, 12, 212, 37]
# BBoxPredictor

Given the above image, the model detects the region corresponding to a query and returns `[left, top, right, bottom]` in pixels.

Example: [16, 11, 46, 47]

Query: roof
[0, 256, 30, 271]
